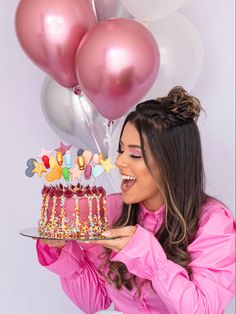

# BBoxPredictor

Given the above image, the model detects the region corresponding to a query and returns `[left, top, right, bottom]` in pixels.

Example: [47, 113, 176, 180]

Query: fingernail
[102, 231, 111, 237]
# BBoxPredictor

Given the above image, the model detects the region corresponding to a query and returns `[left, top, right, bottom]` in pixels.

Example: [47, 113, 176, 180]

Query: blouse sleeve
[111, 202, 236, 314]
[36, 193, 123, 314]
[37, 239, 111, 314]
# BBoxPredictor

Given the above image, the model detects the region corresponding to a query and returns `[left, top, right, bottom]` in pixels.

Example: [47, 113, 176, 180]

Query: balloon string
[97, 170, 117, 193]
[103, 119, 113, 150]
[107, 172, 118, 192]
[100, 119, 117, 192]
[106, 120, 118, 192]
[97, 171, 105, 186]
[77, 94, 117, 191]
[90, 0, 97, 20]
[79, 96, 103, 154]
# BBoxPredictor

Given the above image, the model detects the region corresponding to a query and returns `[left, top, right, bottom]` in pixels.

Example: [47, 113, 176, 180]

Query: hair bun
[157, 86, 202, 121]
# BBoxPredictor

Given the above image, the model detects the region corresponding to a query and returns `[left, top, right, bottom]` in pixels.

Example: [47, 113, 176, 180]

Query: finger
[102, 226, 136, 238]
[51, 240, 66, 248]
[40, 239, 66, 248]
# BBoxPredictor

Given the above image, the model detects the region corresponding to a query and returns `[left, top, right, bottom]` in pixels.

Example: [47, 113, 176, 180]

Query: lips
[121, 175, 137, 192]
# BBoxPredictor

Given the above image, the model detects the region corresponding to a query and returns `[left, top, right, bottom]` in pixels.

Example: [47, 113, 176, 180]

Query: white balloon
[121, 0, 186, 21]
[143, 12, 204, 98]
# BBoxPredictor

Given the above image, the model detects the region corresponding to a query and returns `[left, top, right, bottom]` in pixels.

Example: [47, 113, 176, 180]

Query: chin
[121, 192, 140, 205]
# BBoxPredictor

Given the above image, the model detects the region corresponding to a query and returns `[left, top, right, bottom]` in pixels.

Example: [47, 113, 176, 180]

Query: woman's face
[115, 122, 163, 210]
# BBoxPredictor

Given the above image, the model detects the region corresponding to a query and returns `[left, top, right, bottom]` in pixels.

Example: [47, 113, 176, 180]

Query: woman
[37, 87, 235, 314]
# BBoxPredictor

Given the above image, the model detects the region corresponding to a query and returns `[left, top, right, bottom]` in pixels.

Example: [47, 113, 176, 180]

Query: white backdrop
[0, 0, 235, 314]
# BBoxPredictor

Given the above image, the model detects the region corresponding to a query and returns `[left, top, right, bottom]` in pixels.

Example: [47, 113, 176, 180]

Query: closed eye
[129, 155, 142, 159]
[117, 149, 142, 159]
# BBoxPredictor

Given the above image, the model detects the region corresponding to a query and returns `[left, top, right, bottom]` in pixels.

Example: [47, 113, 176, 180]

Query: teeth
[121, 175, 136, 181]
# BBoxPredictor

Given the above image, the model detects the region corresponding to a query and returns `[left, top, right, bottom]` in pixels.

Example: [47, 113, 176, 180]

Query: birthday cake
[38, 184, 107, 240]
[24, 142, 115, 240]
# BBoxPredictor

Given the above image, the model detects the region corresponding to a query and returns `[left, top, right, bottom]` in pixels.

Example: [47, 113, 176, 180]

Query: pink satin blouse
[36, 193, 236, 314]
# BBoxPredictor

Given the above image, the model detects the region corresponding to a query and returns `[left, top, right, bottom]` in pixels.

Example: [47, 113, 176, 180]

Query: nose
[115, 152, 128, 170]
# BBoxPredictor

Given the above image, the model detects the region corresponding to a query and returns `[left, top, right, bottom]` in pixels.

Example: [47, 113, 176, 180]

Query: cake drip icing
[38, 184, 108, 240]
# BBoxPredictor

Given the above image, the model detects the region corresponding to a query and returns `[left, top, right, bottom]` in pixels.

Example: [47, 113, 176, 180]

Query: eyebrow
[120, 140, 141, 149]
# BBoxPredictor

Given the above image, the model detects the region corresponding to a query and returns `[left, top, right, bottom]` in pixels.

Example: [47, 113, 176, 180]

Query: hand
[33, 238, 66, 248]
[89, 226, 137, 252]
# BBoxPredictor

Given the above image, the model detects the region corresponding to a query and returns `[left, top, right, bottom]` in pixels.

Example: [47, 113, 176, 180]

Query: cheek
[138, 174, 157, 192]
[136, 165, 159, 191]
[138, 164, 154, 181]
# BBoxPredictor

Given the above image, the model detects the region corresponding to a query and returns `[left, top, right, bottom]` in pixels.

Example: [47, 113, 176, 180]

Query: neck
[143, 196, 164, 211]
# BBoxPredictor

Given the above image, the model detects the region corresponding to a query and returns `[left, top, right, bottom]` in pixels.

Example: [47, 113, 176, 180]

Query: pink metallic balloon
[15, 0, 97, 88]
[75, 18, 160, 120]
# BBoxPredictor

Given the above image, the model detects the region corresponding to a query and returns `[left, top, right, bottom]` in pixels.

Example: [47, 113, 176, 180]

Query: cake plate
[20, 227, 115, 241]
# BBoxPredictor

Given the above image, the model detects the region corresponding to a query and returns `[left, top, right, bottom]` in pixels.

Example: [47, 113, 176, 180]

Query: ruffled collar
[138, 202, 165, 234]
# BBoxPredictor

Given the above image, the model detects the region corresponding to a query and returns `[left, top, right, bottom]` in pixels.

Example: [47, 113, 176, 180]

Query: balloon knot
[108, 120, 114, 127]
[73, 86, 81, 95]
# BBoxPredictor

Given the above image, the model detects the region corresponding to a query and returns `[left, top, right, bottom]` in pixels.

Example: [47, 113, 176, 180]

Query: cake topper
[25, 141, 115, 185]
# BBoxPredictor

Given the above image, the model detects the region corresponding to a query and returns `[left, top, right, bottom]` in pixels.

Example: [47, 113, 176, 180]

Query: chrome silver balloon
[41, 77, 119, 156]
[93, 0, 133, 21]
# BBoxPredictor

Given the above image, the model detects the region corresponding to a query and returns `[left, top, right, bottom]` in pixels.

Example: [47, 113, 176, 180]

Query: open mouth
[120, 175, 137, 192]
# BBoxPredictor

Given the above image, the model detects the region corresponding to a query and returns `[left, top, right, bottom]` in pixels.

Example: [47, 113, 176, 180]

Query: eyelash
[117, 149, 142, 159]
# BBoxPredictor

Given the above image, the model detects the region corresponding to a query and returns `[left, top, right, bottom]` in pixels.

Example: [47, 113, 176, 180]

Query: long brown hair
[100, 86, 208, 291]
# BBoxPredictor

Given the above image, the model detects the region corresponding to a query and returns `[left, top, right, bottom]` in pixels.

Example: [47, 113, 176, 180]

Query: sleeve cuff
[36, 239, 62, 265]
[37, 240, 85, 277]
[111, 224, 167, 280]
